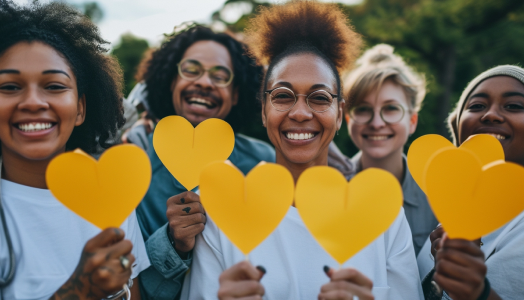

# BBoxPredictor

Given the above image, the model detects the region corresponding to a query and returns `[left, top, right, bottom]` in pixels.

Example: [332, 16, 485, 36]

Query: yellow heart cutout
[46, 144, 152, 229]
[407, 134, 504, 192]
[199, 161, 294, 254]
[424, 148, 524, 240]
[295, 166, 403, 264]
[153, 116, 235, 191]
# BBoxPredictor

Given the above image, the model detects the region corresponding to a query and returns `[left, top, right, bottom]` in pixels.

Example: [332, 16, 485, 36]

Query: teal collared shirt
[351, 151, 438, 255]
[137, 132, 275, 299]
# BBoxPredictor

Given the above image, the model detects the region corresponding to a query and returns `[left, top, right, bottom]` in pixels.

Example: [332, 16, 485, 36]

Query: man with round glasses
[128, 24, 276, 298]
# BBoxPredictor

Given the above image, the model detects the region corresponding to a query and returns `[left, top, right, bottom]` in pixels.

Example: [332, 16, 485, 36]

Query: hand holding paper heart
[295, 166, 403, 264]
[199, 161, 294, 254]
[153, 116, 235, 191]
[407, 134, 504, 191]
[46, 144, 152, 229]
[424, 148, 524, 240]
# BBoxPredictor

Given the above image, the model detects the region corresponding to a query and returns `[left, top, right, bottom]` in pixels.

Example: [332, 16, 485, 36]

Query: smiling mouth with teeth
[17, 122, 54, 132]
[286, 132, 316, 140]
[187, 97, 217, 109]
[364, 135, 392, 141]
[484, 133, 507, 140]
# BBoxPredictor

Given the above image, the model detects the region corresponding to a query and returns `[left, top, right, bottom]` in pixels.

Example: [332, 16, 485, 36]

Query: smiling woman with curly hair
[179, 2, 423, 300]
[0, 1, 149, 299]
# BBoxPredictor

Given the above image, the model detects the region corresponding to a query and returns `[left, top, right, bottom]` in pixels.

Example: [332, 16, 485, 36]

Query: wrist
[166, 225, 189, 259]
[477, 277, 491, 300]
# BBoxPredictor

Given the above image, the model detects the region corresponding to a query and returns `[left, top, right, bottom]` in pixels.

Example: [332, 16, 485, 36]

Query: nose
[17, 85, 49, 112]
[193, 71, 214, 89]
[368, 108, 386, 129]
[288, 95, 313, 122]
[480, 105, 504, 124]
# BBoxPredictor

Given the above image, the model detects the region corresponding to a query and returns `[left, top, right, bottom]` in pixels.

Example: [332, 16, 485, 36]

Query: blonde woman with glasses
[344, 44, 438, 257]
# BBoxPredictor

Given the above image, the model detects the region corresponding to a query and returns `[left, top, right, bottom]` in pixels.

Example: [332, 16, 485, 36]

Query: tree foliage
[111, 33, 149, 97]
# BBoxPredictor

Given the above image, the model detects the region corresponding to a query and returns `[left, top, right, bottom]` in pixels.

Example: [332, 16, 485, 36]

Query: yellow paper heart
[153, 116, 235, 191]
[199, 161, 294, 254]
[46, 144, 152, 229]
[424, 148, 524, 240]
[407, 134, 504, 191]
[295, 166, 403, 264]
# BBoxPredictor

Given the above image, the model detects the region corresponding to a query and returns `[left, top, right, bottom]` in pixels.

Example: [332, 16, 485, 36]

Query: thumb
[323, 265, 335, 279]
[84, 228, 125, 251]
[219, 261, 261, 283]
[255, 265, 266, 281]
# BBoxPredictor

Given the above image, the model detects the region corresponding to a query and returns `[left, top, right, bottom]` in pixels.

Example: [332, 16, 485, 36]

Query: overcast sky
[13, 0, 362, 48]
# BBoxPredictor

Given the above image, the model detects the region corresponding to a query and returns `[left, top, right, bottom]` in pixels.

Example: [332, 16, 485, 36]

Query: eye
[0, 84, 20, 91]
[505, 103, 524, 110]
[467, 103, 485, 110]
[46, 84, 67, 91]
[383, 104, 401, 111]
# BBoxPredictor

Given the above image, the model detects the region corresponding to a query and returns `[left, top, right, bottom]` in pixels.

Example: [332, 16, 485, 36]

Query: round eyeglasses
[177, 59, 234, 87]
[349, 103, 406, 124]
[265, 87, 337, 113]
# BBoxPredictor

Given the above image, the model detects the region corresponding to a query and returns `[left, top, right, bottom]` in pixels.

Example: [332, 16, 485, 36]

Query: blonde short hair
[343, 44, 426, 113]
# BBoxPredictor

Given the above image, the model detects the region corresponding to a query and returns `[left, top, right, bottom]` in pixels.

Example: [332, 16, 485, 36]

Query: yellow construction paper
[295, 167, 403, 264]
[199, 161, 294, 254]
[46, 144, 152, 229]
[461, 134, 505, 166]
[153, 116, 235, 191]
[407, 134, 504, 192]
[407, 134, 454, 191]
[424, 148, 524, 240]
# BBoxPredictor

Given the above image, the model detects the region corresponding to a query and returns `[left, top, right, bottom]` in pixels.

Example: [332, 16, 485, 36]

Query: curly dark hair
[244, 0, 362, 100]
[139, 24, 263, 132]
[0, 0, 125, 153]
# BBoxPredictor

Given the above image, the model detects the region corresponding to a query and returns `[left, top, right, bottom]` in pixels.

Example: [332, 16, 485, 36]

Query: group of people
[0, 0, 523, 299]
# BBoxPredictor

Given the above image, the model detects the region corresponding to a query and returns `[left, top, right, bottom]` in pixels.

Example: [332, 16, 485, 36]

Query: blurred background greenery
[79, 0, 524, 157]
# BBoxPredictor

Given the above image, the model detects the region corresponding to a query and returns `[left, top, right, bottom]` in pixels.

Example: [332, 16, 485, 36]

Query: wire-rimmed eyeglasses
[349, 103, 406, 124]
[265, 87, 338, 113]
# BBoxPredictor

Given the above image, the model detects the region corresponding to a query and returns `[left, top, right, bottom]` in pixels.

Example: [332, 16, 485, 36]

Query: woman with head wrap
[179, 2, 423, 299]
[419, 65, 524, 300]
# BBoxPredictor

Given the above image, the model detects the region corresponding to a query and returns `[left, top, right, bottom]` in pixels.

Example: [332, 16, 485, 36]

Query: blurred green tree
[213, 0, 524, 157]
[111, 34, 150, 97]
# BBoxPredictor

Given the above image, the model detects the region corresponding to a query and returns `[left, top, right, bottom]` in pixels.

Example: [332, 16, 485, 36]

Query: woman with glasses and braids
[179, 2, 423, 300]
[344, 44, 438, 257]
[0, 1, 149, 299]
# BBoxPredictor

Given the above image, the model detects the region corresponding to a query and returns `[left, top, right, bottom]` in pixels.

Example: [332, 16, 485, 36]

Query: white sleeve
[416, 237, 435, 280]
[384, 209, 424, 300]
[180, 217, 227, 300]
[121, 210, 150, 279]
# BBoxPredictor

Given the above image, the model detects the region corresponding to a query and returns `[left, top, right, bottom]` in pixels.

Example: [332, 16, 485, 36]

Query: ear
[344, 112, 350, 124]
[409, 113, 418, 135]
[336, 99, 345, 130]
[75, 94, 86, 126]
[261, 100, 267, 128]
[231, 87, 239, 106]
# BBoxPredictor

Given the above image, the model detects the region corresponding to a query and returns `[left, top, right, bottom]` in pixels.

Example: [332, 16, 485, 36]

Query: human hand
[218, 261, 266, 300]
[430, 225, 445, 261]
[433, 235, 487, 300]
[319, 266, 374, 300]
[50, 228, 134, 299]
[166, 191, 206, 255]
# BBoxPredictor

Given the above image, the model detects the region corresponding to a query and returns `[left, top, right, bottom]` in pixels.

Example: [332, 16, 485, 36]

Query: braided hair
[139, 24, 263, 132]
[0, 0, 125, 153]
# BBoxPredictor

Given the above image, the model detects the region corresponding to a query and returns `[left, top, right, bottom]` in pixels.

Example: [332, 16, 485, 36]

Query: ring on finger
[119, 255, 131, 271]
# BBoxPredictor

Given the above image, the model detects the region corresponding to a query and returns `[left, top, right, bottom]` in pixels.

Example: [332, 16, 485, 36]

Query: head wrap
[448, 65, 524, 145]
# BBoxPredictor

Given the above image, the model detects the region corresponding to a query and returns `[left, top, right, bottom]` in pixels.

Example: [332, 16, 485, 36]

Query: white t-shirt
[180, 206, 423, 300]
[0, 179, 150, 300]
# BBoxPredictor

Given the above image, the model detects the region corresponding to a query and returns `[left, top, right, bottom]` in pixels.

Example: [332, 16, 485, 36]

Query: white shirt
[180, 206, 423, 300]
[0, 179, 150, 300]
[417, 212, 524, 299]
